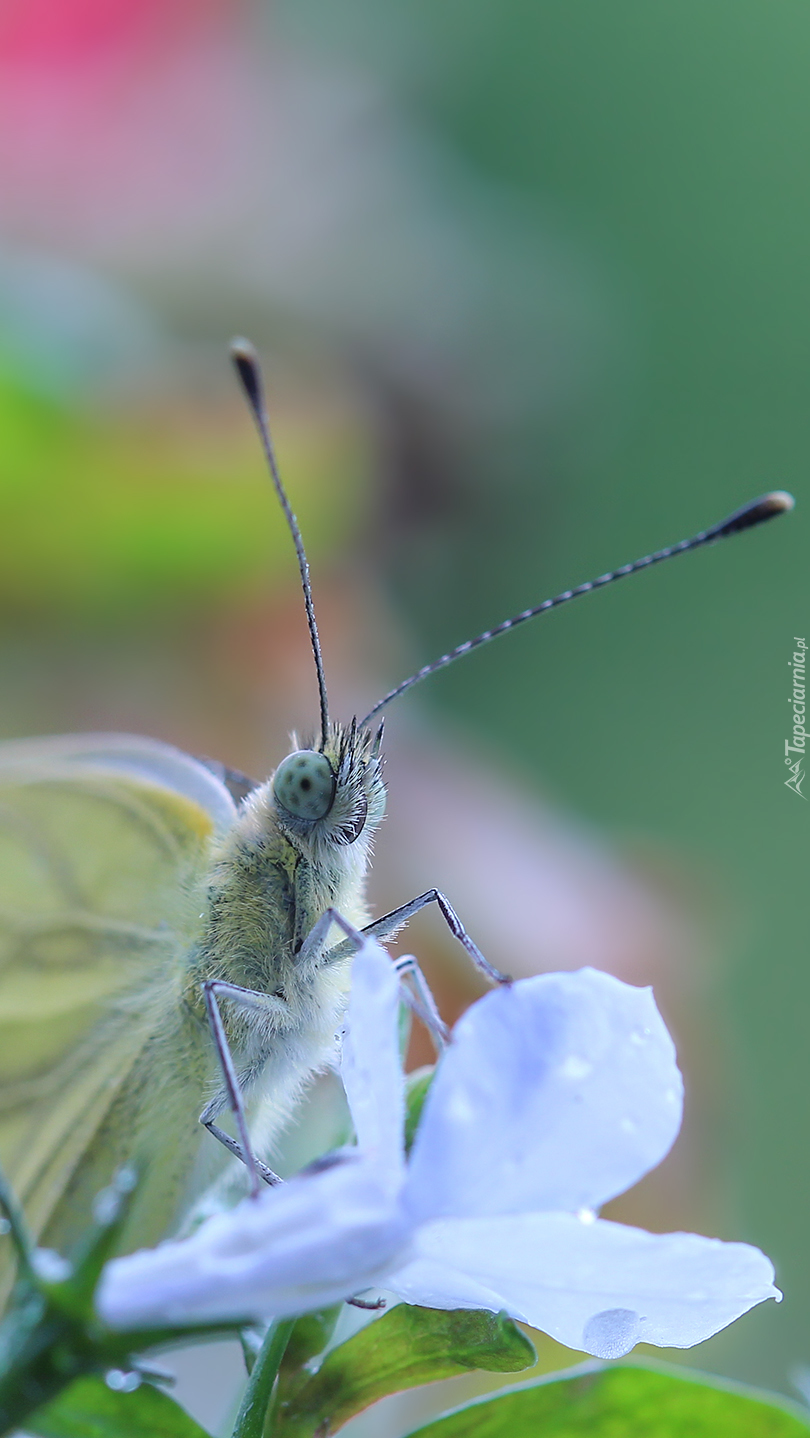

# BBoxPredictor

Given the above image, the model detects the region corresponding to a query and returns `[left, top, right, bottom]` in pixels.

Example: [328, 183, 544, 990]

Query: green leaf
[402, 1361, 810, 1437]
[27, 1374, 212, 1438]
[47, 1168, 140, 1323]
[279, 1308, 342, 1378]
[276, 1305, 536, 1438]
[0, 1158, 36, 1285]
[404, 1067, 435, 1155]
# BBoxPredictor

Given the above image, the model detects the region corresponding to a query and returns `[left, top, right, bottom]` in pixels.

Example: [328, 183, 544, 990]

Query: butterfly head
[272, 720, 385, 849]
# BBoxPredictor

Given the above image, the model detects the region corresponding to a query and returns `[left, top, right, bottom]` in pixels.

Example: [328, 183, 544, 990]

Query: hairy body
[0, 722, 385, 1298]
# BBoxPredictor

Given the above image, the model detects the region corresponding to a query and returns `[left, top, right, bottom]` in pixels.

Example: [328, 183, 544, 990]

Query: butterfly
[0, 339, 793, 1306]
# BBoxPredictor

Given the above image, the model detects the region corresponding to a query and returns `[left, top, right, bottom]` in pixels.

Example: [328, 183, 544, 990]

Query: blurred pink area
[0, 0, 226, 57]
[0, 0, 252, 258]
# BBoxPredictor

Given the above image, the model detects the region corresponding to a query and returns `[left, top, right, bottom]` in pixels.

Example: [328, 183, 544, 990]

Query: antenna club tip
[228, 336, 260, 371]
[713, 489, 796, 539]
[763, 489, 796, 514]
[229, 337, 266, 417]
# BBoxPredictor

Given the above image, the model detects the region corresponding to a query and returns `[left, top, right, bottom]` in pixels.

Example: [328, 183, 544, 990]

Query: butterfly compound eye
[273, 750, 336, 821]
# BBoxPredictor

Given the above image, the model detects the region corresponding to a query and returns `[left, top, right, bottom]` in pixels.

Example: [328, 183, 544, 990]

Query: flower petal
[387, 1212, 779, 1357]
[404, 968, 682, 1220]
[98, 1158, 411, 1329]
[341, 935, 405, 1179]
[98, 936, 411, 1331]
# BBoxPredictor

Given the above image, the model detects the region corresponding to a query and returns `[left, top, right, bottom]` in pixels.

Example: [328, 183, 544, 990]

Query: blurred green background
[0, 0, 806, 1422]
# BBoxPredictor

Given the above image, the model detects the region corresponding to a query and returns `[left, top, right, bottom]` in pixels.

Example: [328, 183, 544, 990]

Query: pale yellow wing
[0, 734, 236, 1295]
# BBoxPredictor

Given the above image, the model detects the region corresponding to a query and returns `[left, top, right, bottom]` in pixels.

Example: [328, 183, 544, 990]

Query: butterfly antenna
[360, 490, 795, 726]
[231, 339, 330, 752]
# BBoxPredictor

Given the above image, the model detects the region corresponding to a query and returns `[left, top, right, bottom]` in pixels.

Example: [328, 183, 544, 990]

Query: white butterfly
[0, 340, 792, 1306]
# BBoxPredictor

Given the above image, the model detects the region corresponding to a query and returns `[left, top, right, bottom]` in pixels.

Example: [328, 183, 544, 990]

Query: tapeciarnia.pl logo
[785, 636, 807, 798]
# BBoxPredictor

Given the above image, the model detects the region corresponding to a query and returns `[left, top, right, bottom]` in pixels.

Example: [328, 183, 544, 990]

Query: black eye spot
[300, 778, 311, 791]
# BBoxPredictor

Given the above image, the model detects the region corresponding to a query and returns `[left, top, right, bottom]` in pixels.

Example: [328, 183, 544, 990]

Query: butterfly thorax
[184, 721, 386, 1026]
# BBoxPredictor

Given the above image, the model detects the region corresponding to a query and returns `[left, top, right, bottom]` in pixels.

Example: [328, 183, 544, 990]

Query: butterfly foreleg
[371, 891, 510, 984]
[307, 910, 450, 1051]
[325, 890, 509, 985]
[295, 906, 449, 1050]
[295, 906, 349, 969]
[392, 953, 448, 1053]
[200, 980, 286, 1193]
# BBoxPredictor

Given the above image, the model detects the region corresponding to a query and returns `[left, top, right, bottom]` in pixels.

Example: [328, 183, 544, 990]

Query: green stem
[231, 1319, 295, 1438]
[0, 1308, 83, 1437]
[0, 1163, 35, 1287]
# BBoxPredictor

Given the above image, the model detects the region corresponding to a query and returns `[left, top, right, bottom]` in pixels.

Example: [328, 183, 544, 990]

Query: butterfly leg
[362, 890, 510, 985]
[295, 905, 353, 968]
[200, 980, 286, 1194]
[302, 909, 449, 1050]
[393, 953, 448, 1053]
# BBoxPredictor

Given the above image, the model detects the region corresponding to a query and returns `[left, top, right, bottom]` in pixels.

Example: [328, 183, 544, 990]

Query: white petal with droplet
[386, 1212, 779, 1356]
[99, 1158, 411, 1328]
[405, 968, 683, 1220]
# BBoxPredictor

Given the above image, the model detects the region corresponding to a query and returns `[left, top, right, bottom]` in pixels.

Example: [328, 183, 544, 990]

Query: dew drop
[106, 1369, 142, 1393]
[630, 1026, 653, 1046]
[558, 1055, 592, 1081]
[93, 1187, 121, 1225]
[582, 1307, 640, 1359]
[445, 1091, 475, 1125]
[32, 1248, 71, 1283]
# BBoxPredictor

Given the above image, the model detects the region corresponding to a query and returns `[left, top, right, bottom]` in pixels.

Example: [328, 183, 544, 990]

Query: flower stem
[0, 1163, 35, 1287]
[231, 1319, 296, 1438]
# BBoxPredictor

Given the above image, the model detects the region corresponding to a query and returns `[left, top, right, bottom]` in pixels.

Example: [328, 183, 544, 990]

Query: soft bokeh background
[0, 0, 806, 1429]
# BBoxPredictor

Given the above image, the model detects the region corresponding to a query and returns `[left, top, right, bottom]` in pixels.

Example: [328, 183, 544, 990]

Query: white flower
[97, 941, 779, 1360]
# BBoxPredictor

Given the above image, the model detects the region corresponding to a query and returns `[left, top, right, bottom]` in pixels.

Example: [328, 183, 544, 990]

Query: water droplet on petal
[106, 1369, 142, 1393]
[558, 1055, 592, 1081]
[582, 1307, 640, 1359]
[445, 1091, 475, 1125]
[632, 1024, 653, 1045]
